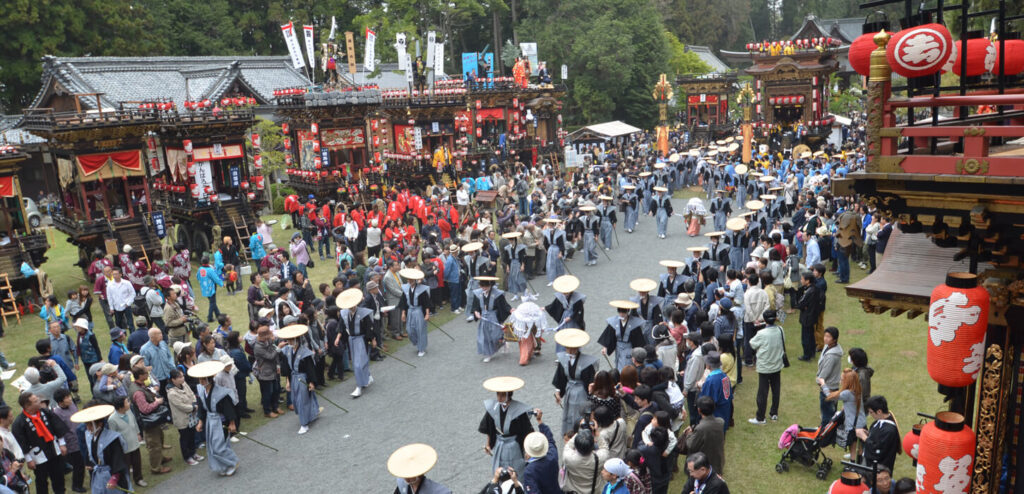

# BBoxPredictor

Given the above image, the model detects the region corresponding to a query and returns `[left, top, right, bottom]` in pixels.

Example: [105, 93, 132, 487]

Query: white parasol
[686, 197, 708, 215]
[507, 301, 551, 340]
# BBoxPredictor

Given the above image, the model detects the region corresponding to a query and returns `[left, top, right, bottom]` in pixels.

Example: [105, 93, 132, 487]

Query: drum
[503, 322, 519, 342]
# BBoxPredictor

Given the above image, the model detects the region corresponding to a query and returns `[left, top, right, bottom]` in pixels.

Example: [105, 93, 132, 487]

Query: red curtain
[0, 176, 13, 198]
[477, 108, 505, 120]
[76, 150, 141, 176]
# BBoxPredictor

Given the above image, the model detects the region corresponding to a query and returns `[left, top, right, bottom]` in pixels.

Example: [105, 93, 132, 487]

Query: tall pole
[652, 74, 672, 158]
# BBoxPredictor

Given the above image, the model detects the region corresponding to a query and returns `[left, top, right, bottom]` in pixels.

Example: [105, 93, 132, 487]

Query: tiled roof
[790, 15, 864, 44]
[684, 46, 732, 74]
[0, 115, 45, 144]
[31, 56, 311, 110]
[341, 62, 453, 90]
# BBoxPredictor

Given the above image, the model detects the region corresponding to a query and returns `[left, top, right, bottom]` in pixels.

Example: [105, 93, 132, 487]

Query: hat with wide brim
[746, 200, 765, 210]
[761, 194, 778, 201]
[277, 324, 310, 340]
[483, 376, 525, 393]
[336, 288, 364, 310]
[688, 150, 700, 157]
[554, 328, 590, 348]
[399, 268, 425, 280]
[768, 186, 783, 192]
[669, 153, 680, 162]
[659, 260, 685, 268]
[653, 186, 668, 193]
[70, 404, 116, 424]
[674, 293, 694, 306]
[734, 164, 748, 175]
[387, 443, 438, 479]
[749, 171, 763, 177]
[654, 163, 666, 169]
[474, 276, 500, 282]
[724, 137, 735, 143]
[727, 142, 740, 152]
[462, 242, 483, 252]
[187, 360, 226, 379]
[707, 150, 719, 157]
[759, 176, 774, 183]
[609, 300, 640, 310]
[704, 231, 725, 237]
[622, 184, 637, 190]
[552, 275, 580, 293]
[502, 231, 523, 239]
[599, 195, 613, 201]
[800, 151, 812, 159]
[687, 246, 709, 253]
[542, 217, 563, 223]
[578, 205, 596, 212]
[726, 217, 748, 231]
[629, 278, 658, 293]
[716, 140, 726, 145]
[813, 150, 825, 157]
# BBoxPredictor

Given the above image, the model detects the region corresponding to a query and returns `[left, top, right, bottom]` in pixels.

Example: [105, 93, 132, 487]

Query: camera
[498, 468, 512, 483]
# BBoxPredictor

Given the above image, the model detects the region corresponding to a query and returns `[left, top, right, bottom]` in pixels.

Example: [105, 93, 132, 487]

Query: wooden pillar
[867, 30, 893, 172]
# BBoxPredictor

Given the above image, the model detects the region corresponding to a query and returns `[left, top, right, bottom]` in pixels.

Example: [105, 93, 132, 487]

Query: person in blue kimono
[629, 279, 664, 345]
[620, 185, 639, 233]
[579, 206, 600, 266]
[73, 404, 131, 494]
[190, 361, 239, 476]
[638, 172, 652, 215]
[648, 186, 672, 239]
[388, 443, 452, 494]
[541, 219, 566, 285]
[279, 325, 321, 435]
[398, 269, 433, 357]
[709, 190, 731, 232]
[501, 232, 528, 300]
[462, 243, 489, 323]
[552, 329, 598, 438]
[336, 288, 375, 398]
[657, 260, 688, 315]
[471, 277, 512, 363]
[479, 377, 533, 477]
[726, 225, 748, 272]
[598, 301, 646, 370]
[196, 256, 224, 323]
[596, 196, 617, 250]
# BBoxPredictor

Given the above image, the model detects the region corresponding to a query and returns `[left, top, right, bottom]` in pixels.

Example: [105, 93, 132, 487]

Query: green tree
[671, 0, 753, 50]
[665, 31, 712, 76]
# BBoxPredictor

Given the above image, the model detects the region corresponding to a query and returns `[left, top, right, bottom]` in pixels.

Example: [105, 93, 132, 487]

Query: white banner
[328, 16, 337, 41]
[364, 28, 376, 71]
[519, 42, 538, 75]
[561, 64, 568, 80]
[303, 25, 315, 69]
[434, 42, 444, 75]
[413, 127, 423, 150]
[426, 32, 436, 71]
[396, 33, 408, 70]
[405, 53, 414, 85]
[281, 22, 306, 69]
[195, 161, 215, 199]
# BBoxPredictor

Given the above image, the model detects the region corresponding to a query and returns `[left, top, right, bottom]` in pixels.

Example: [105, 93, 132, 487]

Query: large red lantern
[927, 272, 988, 387]
[952, 38, 995, 76]
[917, 412, 974, 494]
[886, 23, 953, 78]
[284, 137, 291, 150]
[903, 423, 923, 463]
[312, 141, 321, 153]
[311, 122, 319, 134]
[993, 39, 1024, 75]
[253, 154, 262, 169]
[827, 472, 866, 494]
[281, 123, 289, 134]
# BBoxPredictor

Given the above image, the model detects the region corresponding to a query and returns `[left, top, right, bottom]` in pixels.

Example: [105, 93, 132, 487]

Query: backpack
[132, 289, 150, 318]
[665, 380, 685, 411]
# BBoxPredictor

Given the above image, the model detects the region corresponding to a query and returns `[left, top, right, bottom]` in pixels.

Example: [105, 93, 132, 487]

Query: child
[224, 264, 239, 294]
[50, 389, 86, 493]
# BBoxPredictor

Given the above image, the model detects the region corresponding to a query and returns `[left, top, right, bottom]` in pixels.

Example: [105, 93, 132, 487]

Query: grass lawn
[667, 187, 942, 493]
[2, 222, 454, 492]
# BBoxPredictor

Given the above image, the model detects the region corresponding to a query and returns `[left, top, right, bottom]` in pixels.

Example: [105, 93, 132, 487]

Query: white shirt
[106, 278, 137, 311]
[456, 189, 470, 206]
[366, 226, 382, 248]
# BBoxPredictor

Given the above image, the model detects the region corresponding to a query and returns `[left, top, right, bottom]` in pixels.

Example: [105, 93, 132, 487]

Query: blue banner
[151, 211, 166, 239]
[321, 147, 330, 169]
[230, 166, 240, 187]
[461, 52, 478, 80]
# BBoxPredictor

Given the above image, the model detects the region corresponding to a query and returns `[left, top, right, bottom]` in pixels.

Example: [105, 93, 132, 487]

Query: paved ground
[151, 192, 712, 493]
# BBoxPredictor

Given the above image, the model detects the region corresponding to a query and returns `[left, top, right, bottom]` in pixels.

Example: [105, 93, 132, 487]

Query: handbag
[780, 327, 791, 368]
[783, 264, 795, 290]
[307, 259, 315, 269]
[187, 403, 200, 428]
[140, 403, 172, 429]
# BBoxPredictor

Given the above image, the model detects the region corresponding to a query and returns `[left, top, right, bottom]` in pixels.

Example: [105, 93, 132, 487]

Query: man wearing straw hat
[398, 268, 433, 357]
[190, 361, 239, 476]
[552, 329, 598, 438]
[279, 325, 321, 435]
[648, 186, 672, 239]
[598, 300, 646, 371]
[545, 275, 586, 351]
[578, 204, 600, 266]
[336, 288, 376, 398]
[471, 277, 512, 363]
[479, 376, 534, 476]
[657, 260, 688, 315]
[72, 404, 131, 494]
[701, 232, 730, 280]
[726, 218, 749, 273]
[708, 189, 731, 233]
[628, 278, 664, 346]
[620, 184, 639, 233]
[388, 443, 452, 494]
[596, 196, 617, 251]
[541, 218, 567, 286]
[462, 242, 489, 322]
[501, 231, 529, 301]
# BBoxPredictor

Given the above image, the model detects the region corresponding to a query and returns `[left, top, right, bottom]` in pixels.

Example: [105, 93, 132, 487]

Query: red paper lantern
[993, 39, 1024, 75]
[251, 133, 260, 148]
[917, 412, 974, 494]
[952, 38, 994, 76]
[285, 155, 293, 166]
[253, 154, 262, 169]
[311, 123, 319, 134]
[190, 183, 200, 198]
[314, 157, 322, 169]
[849, 32, 879, 76]
[284, 137, 291, 150]
[903, 423, 924, 462]
[254, 176, 265, 190]
[187, 164, 196, 177]
[927, 272, 988, 386]
[247, 192, 256, 200]
[886, 23, 953, 78]
[312, 141, 321, 153]
[475, 100, 482, 109]
[827, 472, 865, 494]
[183, 140, 193, 153]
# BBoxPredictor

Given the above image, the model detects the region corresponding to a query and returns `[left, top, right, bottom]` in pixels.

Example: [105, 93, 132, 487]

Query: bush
[272, 196, 286, 214]
[268, 183, 294, 200]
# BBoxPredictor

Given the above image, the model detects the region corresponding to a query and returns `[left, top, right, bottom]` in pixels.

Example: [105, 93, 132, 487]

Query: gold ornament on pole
[736, 83, 757, 164]
[652, 74, 673, 158]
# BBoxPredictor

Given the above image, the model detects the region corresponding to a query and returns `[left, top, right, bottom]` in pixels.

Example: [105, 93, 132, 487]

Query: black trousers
[742, 322, 758, 365]
[178, 426, 196, 461]
[800, 322, 816, 359]
[755, 371, 781, 420]
[258, 378, 281, 414]
[33, 456, 65, 494]
[686, 390, 700, 427]
[67, 449, 85, 490]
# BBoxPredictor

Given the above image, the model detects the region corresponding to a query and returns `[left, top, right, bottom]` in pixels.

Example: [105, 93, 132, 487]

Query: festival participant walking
[335, 289, 375, 398]
[541, 218, 567, 285]
[479, 377, 534, 477]
[72, 404, 132, 494]
[628, 278, 663, 345]
[388, 443, 452, 494]
[580, 205, 600, 266]
[471, 277, 512, 363]
[279, 324, 321, 434]
[748, 310, 785, 424]
[596, 196, 617, 250]
[189, 361, 239, 476]
[552, 329, 598, 438]
[545, 275, 586, 352]
[398, 268, 432, 357]
[501, 231, 528, 300]
[649, 186, 672, 239]
[196, 257, 224, 323]
[598, 300, 645, 370]
[621, 184, 639, 233]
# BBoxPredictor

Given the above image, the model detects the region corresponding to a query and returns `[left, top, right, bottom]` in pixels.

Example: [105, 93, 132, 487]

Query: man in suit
[681, 452, 730, 494]
[683, 396, 726, 475]
[382, 260, 405, 340]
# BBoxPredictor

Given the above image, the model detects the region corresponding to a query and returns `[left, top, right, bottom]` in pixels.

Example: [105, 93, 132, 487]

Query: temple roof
[684, 46, 732, 74]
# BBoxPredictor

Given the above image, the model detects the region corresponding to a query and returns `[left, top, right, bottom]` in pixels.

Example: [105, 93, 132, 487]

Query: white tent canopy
[568, 120, 642, 142]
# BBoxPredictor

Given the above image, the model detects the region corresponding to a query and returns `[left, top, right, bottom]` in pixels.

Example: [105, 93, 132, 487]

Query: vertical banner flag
[426, 32, 436, 71]
[364, 28, 376, 71]
[328, 16, 338, 41]
[561, 64, 568, 80]
[519, 43, 538, 74]
[281, 22, 306, 69]
[461, 52, 478, 79]
[396, 33, 408, 70]
[484, 53, 494, 79]
[345, 31, 357, 74]
[434, 42, 444, 75]
[303, 25, 315, 69]
[405, 53, 414, 85]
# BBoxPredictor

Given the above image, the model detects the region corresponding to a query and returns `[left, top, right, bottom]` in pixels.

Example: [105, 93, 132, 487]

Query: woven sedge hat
[187, 360, 226, 379]
[653, 186, 668, 193]
[629, 278, 658, 293]
[554, 328, 590, 348]
[336, 288, 364, 309]
[462, 241, 483, 252]
[277, 324, 310, 340]
[746, 200, 765, 210]
[474, 276, 499, 282]
[70, 404, 115, 424]
[638, 171, 652, 177]
[761, 194, 778, 201]
[483, 376, 525, 393]
[659, 260, 685, 268]
[654, 163, 666, 169]
[552, 275, 580, 293]
[609, 300, 639, 310]
[502, 231, 523, 239]
[726, 217, 748, 231]
[387, 443, 438, 479]
[399, 268, 424, 280]
[687, 246, 709, 253]
[734, 164, 748, 175]
[704, 231, 725, 237]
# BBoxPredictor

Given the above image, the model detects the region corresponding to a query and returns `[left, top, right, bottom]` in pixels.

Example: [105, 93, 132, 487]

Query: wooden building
[0, 145, 49, 288]
[676, 73, 738, 145]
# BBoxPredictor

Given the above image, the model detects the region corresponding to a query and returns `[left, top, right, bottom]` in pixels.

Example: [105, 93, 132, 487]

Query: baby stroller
[776, 410, 844, 480]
